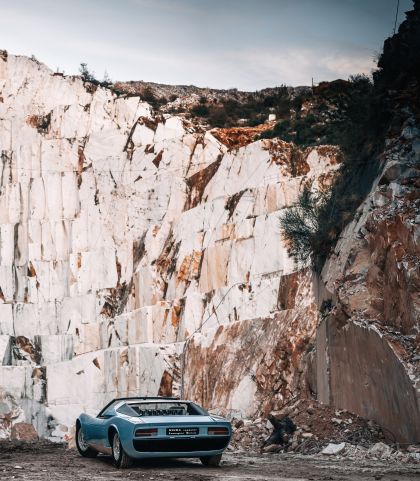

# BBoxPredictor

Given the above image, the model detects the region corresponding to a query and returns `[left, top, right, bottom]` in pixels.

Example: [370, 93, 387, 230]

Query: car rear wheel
[111, 431, 133, 468]
[76, 423, 98, 458]
[200, 454, 222, 467]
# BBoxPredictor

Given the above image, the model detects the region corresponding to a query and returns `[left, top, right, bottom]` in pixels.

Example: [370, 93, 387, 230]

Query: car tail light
[135, 428, 158, 437]
[208, 427, 229, 435]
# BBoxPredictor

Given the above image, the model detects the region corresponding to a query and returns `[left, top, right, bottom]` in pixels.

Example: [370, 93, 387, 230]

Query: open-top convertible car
[75, 396, 232, 468]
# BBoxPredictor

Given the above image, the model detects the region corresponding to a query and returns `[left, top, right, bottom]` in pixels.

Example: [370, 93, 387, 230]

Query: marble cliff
[0, 46, 418, 444]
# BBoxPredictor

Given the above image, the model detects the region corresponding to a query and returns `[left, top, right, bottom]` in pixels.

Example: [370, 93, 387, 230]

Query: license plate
[167, 427, 199, 436]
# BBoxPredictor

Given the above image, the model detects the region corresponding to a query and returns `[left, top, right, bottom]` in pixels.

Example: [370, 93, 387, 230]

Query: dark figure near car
[264, 415, 296, 446]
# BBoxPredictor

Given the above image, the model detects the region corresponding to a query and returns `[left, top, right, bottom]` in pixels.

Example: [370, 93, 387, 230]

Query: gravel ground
[0, 442, 420, 481]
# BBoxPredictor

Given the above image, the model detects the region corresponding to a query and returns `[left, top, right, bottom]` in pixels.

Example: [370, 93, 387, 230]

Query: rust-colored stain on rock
[92, 358, 101, 370]
[212, 123, 275, 149]
[158, 370, 173, 397]
[176, 250, 203, 284]
[184, 277, 319, 417]
[185, 155, 222, 209]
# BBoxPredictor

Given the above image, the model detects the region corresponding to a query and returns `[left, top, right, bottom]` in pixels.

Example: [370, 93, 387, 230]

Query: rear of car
[76, 397, 232, 468]
[128, 415, 231, 459]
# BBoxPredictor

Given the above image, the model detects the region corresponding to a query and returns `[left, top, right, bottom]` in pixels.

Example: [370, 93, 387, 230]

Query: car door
[84, 415, 112, 451]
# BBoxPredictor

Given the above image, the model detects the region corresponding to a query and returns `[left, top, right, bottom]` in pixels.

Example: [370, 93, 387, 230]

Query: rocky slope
[317, 121, 420, 443]
[0, 1, 419, 447]
[315, 0, 420, 444]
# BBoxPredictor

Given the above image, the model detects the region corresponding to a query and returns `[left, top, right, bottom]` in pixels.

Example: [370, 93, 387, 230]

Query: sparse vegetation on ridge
[113, 80, 293, 127]
[187, 86, 292, 128]
[260, 75, 374, 148]
[79, 63, 115, 91]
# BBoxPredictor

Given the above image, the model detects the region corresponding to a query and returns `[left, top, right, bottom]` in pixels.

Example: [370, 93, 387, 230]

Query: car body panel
[76, 398, 232, 460]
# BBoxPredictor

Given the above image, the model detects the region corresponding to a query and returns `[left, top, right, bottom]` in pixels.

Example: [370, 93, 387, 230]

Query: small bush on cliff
[79, 63, 117, 92]
[259, 119, 293, 141]
[140, 87, 169, 109]
[191, 104, 210, 117]
[79, 63, 98, 84]
[280, 187, 329, 271]
[101, 70, 112, 88]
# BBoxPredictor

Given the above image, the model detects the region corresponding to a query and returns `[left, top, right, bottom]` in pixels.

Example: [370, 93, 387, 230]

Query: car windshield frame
[97, 398, 209, 418]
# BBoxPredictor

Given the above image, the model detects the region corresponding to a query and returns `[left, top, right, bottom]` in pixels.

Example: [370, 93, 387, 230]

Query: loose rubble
[321, 442, 346, 455]
[229, 399, 420, 463]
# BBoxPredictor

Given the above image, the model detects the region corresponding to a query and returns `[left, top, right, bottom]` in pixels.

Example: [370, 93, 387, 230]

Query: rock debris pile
[229, 399, 420, 463]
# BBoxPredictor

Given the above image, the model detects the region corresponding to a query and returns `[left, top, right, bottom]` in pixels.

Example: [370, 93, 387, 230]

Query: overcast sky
[0, 0, 413, 90]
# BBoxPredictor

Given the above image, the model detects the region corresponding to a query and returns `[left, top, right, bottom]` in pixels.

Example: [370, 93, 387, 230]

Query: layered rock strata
[1, 31, 418, 444]
[0, 52, 339, 440]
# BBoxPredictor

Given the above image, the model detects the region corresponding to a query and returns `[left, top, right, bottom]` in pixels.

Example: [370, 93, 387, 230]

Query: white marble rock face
[0, 53, 340, 440]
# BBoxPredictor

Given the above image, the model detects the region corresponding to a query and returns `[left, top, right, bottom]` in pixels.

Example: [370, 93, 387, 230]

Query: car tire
[200, 454, 222, 467]
[111, 431, 133, 468]
[76, 423, 98, 458]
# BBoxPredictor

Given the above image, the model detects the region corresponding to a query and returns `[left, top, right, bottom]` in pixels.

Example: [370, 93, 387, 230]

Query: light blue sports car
[75, 396, 232, 468]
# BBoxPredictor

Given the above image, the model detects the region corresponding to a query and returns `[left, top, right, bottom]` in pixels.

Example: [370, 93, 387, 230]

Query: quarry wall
[0, 51, 418, 443]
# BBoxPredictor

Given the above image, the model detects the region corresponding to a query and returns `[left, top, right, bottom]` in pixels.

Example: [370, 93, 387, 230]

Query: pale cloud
[320, 54, 375, 78]
[220, 48, 376, 89]
[0, 0, 411, 89]
[127, 0, 202, 14]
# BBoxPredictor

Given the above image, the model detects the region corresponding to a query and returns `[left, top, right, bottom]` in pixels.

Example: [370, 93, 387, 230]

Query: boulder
[401, 125, 420, 140]
[321, 442, 346, 455]
[11, 422, 38, 441]
[412, 139, 420, 161]
[368, 442, 393, 458]
[263, 444, 282, 453]
[381, 161, 408, 183]
[234, 419, 244, 429]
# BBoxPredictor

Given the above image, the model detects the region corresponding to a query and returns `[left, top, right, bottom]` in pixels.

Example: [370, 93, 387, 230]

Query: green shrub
[79, 63, 98, 84]
[198, 85, 292, 128]
[191, 104, 210, 117]
[101, 70, 112, 88]
[142, 87, 157, 103]
[248, 118, 265, 127]
[207, 108, 228, 127]
[280, 187, 329, 271]
[259, 120, 292, 141]
[79, 63, 117, 91]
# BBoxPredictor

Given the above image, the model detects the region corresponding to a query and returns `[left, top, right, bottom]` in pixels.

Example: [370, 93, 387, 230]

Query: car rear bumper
[125, 435, 230, 459]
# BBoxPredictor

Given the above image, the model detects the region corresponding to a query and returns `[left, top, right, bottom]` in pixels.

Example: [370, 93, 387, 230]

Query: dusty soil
[0, 441, 419, 481]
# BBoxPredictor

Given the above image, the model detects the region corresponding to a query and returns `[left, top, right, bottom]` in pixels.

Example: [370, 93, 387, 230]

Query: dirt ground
[0, 442, 419, 481]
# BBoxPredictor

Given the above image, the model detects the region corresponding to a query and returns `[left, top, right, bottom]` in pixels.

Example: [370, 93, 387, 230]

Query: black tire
[111, 431, 133, 468]
[76, 423, 98, 458]
[200, 454, 222, 467]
